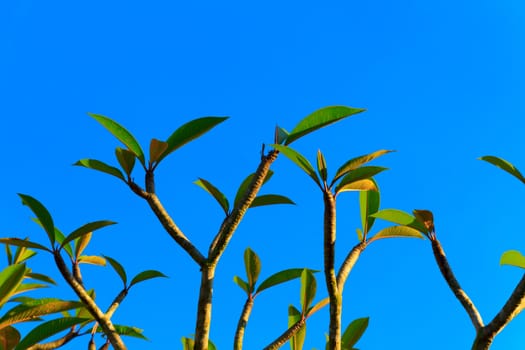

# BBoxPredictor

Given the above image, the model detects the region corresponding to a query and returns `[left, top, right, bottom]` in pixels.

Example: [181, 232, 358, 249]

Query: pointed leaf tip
[480, 155, 525, 184]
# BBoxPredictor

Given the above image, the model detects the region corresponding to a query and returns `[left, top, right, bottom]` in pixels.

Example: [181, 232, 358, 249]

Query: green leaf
[0, 264, 26, 308]
[233, 170, 274, 210]
[100, 324, 148, 340]
[500, 250, 525, 269]
[74, 159, 125, 182]
[104, 256, 127, 286]
[289, 305, 306, 350]
[159, 116, 228, 163]
[13, 283, 48, 295]
[88, 113, 145, 166]
[25, 273, 56, 285]
[300, 269, 316, 314]
[274, 126, 289, 145]
[334, 166, 386, 192]
[0, 239, 50, 253]
[0, 300, 85, 329]
[0, 326, 20, 350]
[18, 194, 55, 246]
[317, 150, 328, 183]
[115, 147, 136, 177]
[480, 155, 525, 184]
[74, 232, 92, 259]
[12, 247, 36, 265]
[371, 226, 424, 240]
[306, 297, 329, 318]
[332, 150, 393, 185]
[244, 248, 261, 293]
[15, 317, 90, 350]
[371, 209, 428, 233]
[250, 195, 295, 208]
[356, 228, 363, 242]
[286, 106, 365, 145]
[272, 145, 320, 188]
[341, 317, 369, 349]
[78, 255, 106, 266]
[194, 178, 230, 215]
[335, 179, 378, 194]
[233, 276, 250, 295]
[359, 182, 380, 234]
[256, 268, 313, 294]
[61, 221, 116, 250]
[181, 336, 194, 350]
[129, 270, 167, 288]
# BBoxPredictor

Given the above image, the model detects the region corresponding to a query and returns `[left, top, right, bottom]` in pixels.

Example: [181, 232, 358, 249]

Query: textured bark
[262, 318, 306, 350]
[194, 264, 216, 350]
[337, 241, 367, 293]
[233, 296, 254, 350]
[26, 330, 78, 350]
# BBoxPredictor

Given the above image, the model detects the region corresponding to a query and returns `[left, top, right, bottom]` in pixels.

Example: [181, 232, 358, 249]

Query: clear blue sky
[2, 1, 525, 349]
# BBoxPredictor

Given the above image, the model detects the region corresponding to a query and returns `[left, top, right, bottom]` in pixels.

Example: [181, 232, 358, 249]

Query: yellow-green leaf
[149, 138, 169, 166]
[480, 155, 525, 184]
[371, 226, 424, 240]
[272, 145, 320, 188]
[500, 250, 525, 269]
[78, 255, 106, 266]
[115, 147, 136, 177]
[74, 159, 125, 182]
[244, 248, 261, 293]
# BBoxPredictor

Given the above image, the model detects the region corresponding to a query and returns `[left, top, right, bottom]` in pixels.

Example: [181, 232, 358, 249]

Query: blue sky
[2, 1, 525, 349]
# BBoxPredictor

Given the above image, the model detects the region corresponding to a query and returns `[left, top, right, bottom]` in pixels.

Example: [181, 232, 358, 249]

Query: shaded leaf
[359, 182, 380, 234]
[53, 227, 73, 259]
[159, 116, 228, 163]
[356, 228, 363, 242]
[12, 247, 36, 265]
[256, 268, 314, 294]
[233, 276, 249, 295]
[274, 126, 289, 145]
[62, 221, 116, 250]
[286, 106, 365, 145]
[0, 239, 50, 253]
[13, 283, 48, 295]
[480, 155, 525, 184]
[25, 273, 56, 285]
[129, 270, 167, 288]
[341, 317, 369, 349]
[0, 264, 26, 308]
[99, 324, 148, 340]
[104, 256, 127, 286]
[5, 245, 12, 266]
[0, 300, 84, 329]
[317, 150, 328, 183]
[335, 179, 378, 194]
[115, 147, 136, 177]
[89, 113, 145, 166]
[74, 159, 125, 182]
[289, 305, 306, 350]
[233, 170, 274, 210]
[372, 226, 424, 240]
[250, 195, 295, 208]
[371, 209, 428, 233]
[272, 145, 320, 187]
[18, 194, 55, 246]
[500, 250, 525, 269]
[194, 178, 230, 215]
[15, 317, 90, 350]
[332, 150, 393, 185]
[149, 138, 169, 166]
[244, 248, 261, 293]
[0, 326, 20, 350]
[78, 255, 106, 266]
[300, 269, 316, 314]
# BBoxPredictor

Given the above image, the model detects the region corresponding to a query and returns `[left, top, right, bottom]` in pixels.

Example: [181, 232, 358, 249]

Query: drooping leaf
[13, 283, 48, 295]
[159, 116, 228, 163]
[341, 317, 369, 349]
[88, 113, 145, 166]
[15, 317, 90, 350]
[480, 155, 525, 184]
[74, 232, 92, 259]
[0, 239, 50, 253]
[194, 178, 230, 215]
[233, 170, 274, 210]
[115, 147, 136, 177]
[77, 255, 106, 266]
[289, 305, 306, 350]
[129, 270, 167, 288]
[300, 269, 316, 314]
[286, 106, 365, 145]
[359, 182, 380, 234]
[104, 256, 127, 286]
[274, 126, 289, 145]
[149, 138, 169, 167]
[74, 159, 125, 182]
[18, 194, 55, 246]
[61, 221, 116, 250]
[332, 150, 393, 185]
[250, 195, 295, 208]
[317, 150, 328, 184]
[0, 264, 26, 307]
[371, 226, 424, 240]
[371, 209, 428, 233]
[272, 145, 320, 188]
[500, 250, 525, 269]
[0, 300, 84, 329]
[233, 276, 249, 295]
[334, 166, 386, 193]
[413, 209, 434, 234]
[335, 179, 378, 194]
[0, 326, 20, 350]
[244, 248, 261, 293]
[256, 268, 314, 294]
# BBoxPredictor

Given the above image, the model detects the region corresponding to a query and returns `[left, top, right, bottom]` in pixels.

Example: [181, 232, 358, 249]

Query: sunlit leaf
[74, 232, 92, 259]
[500, 250, 525, 269]
[250, 195, 295, 208]
[317, 150, 328, 183]
[332, 150, 393, 185]
[274, 126, 289, 145]
[159, 116, 228, 163]
[18, 194, 55, 246]
[341, 317, 369, 349]
[371, 209, 428, 233]
[25, 273, 56, 285]
[115, 147, 136, 177]
[78, 255, 106, 266]
[5, 244, 13, 266]
[286, 106, 365, 145]
[272, 145, 320, 187]
[0, 239, 50, 253]
[89, 113, 145, 166]
[149, 139, 169, 166]
[480, 155, 525, 184]
[0, 326, 20, 350]
[129, 270, 167, 288]
[300, 269, 316, 314]
[334, 166, 386, 193]
[256, 268, 315, 294]
[371, 226, 424, 240]
[74, 159, 125, 182]
[359, 182, 380, 234]
[335, 179, 378, 194]
[244, 248, 261, 293]
[289, 305, 306, 350]
[306, 297, 329, 318]
[0, 264, 26, 307]
[233, 276, 249, 295]
[13, 283, 48, 295]
[15, 317, 90, 350]
[62, 221, 116, 250]
[0, 300, 84, 329]
[194, 178, 230, 215]
[104, 256, 127, 286]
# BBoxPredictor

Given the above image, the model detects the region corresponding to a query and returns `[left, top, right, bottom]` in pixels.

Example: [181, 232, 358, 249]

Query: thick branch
[336, 240, 367, 294]
[263, 317, 306, 350]
[234, 296, 254, 350]
[27, 329, 79, 350]
[53, 252, 127, 350]
[194, 263, 216, 350]
[430, 238, 484, 331]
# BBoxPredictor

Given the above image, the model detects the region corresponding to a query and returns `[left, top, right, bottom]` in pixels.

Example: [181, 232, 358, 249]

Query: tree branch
[337, 240, 367, 293]
[262, 317, 306, 350]
[233, 296, 254, 350]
